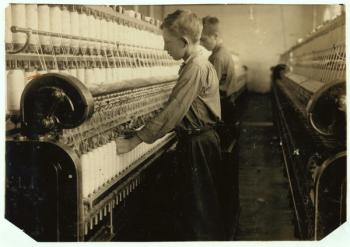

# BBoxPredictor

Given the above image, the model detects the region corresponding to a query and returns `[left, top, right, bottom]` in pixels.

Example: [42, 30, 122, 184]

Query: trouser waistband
[176, 126, 214, 138]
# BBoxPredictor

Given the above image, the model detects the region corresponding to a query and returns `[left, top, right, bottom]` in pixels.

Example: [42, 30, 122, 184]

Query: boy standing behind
[201, 16, 237, 123]
[116, 10, 226, 240]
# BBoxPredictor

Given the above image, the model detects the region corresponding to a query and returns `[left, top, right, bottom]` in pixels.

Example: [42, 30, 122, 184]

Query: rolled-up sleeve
[137, 64, 203, 143]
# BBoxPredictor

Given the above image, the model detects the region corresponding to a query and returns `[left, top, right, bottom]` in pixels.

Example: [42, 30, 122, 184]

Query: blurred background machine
[5, 4, 247, 241]
[271, 12, 346, 240]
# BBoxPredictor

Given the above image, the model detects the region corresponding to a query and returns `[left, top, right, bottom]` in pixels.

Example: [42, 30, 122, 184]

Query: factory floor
[235, 92, 297, 240]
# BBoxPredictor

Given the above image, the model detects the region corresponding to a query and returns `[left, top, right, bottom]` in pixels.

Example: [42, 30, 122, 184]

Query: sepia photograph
[2, 0, 347, 243]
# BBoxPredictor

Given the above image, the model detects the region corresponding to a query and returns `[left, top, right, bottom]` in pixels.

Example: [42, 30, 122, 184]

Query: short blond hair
[202, 16, 220, 36]
[161, 9, 203, 43]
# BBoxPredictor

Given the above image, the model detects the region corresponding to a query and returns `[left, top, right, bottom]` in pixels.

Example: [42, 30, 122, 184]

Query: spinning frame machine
[272, 13, 346, 240]
[5, 4, 180, 241]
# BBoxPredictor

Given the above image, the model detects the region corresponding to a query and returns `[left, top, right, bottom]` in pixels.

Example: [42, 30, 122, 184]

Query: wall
[152, 5, 165, 21]
[122, 4, 343, 93]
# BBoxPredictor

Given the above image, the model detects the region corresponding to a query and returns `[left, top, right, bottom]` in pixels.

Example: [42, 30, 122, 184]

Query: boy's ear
[181, 36, 190, 47]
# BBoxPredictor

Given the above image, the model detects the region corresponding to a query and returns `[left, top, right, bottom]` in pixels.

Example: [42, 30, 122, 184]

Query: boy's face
[200, 34, 217, 51]
[162, 28, 187, 60]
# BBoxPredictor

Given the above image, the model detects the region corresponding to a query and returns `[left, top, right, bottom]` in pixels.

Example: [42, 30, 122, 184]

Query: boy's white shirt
[199, 45, 212, 59]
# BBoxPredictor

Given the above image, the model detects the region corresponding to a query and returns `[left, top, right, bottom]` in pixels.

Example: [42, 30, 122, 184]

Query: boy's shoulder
[188, 53, 213, 69]
[210, 45, 232, 61]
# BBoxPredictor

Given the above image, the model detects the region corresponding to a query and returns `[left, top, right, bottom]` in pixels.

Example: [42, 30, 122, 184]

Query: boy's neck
[214, 39, 223, 51]
[183, 44, 200, 61]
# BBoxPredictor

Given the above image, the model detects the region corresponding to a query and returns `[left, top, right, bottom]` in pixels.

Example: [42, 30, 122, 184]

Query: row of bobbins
[6, 4, 164, 54]
[80, 133, 172, 198]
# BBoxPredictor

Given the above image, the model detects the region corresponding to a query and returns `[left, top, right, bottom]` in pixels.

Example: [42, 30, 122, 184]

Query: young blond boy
[116, 10, 225, 240]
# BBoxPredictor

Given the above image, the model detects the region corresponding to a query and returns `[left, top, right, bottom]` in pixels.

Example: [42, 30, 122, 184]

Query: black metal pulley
[307, 80, 346, 143]
[20, 73, 94, 137]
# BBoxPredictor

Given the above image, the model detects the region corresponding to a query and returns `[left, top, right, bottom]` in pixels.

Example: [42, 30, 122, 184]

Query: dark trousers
[174, 129, 226, 240]
[220, 95, 236, 124]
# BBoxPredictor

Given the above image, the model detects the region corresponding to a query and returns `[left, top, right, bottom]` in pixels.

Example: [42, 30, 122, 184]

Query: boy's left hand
[116, 135, 142, 154]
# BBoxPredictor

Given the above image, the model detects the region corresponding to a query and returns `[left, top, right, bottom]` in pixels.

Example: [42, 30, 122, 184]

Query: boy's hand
[116, 135, 142, 154]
